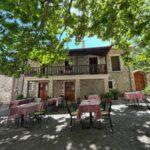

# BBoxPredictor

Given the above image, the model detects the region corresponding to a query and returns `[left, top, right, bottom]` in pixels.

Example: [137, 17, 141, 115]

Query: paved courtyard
[0, 101, 150, 150]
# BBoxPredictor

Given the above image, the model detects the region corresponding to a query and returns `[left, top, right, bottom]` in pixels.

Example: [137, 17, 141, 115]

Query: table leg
[21, 114, 24, 127]
[90, 112, 93, 126]
[136, 99, 139, 107]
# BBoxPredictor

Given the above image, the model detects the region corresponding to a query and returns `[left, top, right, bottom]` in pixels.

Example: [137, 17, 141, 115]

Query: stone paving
[0, 101, 150, 150]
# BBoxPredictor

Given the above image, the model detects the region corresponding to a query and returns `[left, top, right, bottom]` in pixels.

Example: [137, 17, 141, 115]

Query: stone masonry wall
[80, 79, 104, 99]
[0, 75, 24, 103]
[28, 81, 39, 98]
[146, 73, 150, 86]
[0, 75, 13, 103]
[107, 49, 135, 93]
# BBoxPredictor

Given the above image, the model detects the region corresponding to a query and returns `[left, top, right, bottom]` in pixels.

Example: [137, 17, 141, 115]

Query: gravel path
[0, 101, 150, 150]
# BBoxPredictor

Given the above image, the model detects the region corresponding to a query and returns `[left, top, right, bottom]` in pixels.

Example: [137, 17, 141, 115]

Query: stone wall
[0, 75, 24, 103]
[107, 49, 135, 92]
[80, 79, 104, 99]
[146, 73, 150, 86]
[0, 75, 13, 103]
[53, 80, 64, 97]
[28, 81, 39, 98]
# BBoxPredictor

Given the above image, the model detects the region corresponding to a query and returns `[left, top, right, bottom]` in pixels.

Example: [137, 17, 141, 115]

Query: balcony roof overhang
[69, 46, 112, 56]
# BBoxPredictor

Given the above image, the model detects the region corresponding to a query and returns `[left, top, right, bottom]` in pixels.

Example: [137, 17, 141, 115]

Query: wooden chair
[27, 104, 46, 128]
[101, 99, 113, 132]
[65, 101, 82, 131]
[7, 107, 21, 128]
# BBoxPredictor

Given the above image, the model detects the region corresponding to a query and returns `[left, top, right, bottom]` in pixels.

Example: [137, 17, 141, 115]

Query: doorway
[65, 82, 75, 101]
[134, 71, 145, 91]
[38, 82, 48, 100]
[89, 57, 98, 74]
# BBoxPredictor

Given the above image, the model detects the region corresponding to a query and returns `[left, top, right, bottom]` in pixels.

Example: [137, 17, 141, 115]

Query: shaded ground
[0, 100, 150, 150]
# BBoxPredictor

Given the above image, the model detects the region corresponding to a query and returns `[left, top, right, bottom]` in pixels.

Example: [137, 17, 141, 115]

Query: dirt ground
[0, 100, 150, 150]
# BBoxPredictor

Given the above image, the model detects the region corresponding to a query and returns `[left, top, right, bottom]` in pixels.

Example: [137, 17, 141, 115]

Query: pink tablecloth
[47, 97, 63, 106]
[16, 102, 44, 116]
[77, 99, 101, 120]
[124, 92, 145, 101]
[9, 98, 34, 108]
[88, 95, 100, 101]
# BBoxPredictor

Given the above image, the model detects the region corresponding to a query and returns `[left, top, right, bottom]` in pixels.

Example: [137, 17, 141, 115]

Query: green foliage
[103, 92, 114, 100]
[16, 94, 25, 100]
[109, 89, 121, 100]
[0, 0, 149, 76]
[144, 86, 150, 95]
[103, 89, 121, 100]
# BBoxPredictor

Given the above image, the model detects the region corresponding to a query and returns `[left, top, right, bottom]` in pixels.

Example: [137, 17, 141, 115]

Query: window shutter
[111, 56, 121, 71]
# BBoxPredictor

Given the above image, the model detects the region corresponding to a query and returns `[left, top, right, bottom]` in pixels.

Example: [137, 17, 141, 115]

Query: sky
[67, 36, 111, 49]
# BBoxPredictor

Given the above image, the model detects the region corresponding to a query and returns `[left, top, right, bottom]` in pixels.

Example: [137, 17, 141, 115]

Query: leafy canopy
[0, 0, 149, 76]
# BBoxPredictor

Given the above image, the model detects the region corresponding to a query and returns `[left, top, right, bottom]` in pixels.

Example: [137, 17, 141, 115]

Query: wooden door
[38, 82, 48, 100]
[89, 57, 98, 74]
[65, 82, 75, 101]
[134, 72, 145, 91]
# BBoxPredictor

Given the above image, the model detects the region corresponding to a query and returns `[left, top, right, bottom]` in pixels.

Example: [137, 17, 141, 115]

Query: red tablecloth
[16, 102, 44, 116]
[77, 99, 101, 120]
[124, 92, 145, 101]
[88, 95, 100, 101]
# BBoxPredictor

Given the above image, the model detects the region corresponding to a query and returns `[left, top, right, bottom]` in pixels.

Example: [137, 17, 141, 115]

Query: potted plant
[16, 94, 25, 100]
[109, 89, 121, 100]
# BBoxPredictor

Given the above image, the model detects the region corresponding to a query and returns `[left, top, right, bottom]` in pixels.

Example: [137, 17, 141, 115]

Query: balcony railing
[26, 64, 107, 76]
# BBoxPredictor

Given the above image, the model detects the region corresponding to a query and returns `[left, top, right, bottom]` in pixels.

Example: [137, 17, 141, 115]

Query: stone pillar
[49, 79, 54, 97]
[104, 78, 109, 92]
[23, 79, 28, 98]
[75, 79, 80, 101]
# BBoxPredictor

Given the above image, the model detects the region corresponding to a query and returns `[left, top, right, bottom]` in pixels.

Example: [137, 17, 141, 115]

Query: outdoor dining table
[124, 91, 145, 105]
[88, 94, 100, 101]
[77, 99, 101, 126]
[47, 97, 63, 106]
[9, 98, 34, 108]
[16, 102, 45, 126]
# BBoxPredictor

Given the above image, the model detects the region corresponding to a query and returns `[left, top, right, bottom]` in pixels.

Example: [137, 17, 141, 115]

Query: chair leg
[108, 115, 113, 132]
[70, 117, 73, 131]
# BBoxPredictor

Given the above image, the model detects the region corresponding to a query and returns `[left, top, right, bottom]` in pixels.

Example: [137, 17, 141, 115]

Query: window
[108, 81, 113, 89]
[111, 56, 121, 71]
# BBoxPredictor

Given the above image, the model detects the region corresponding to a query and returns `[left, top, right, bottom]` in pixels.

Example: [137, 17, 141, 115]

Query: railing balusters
[27, 64, 107, 76]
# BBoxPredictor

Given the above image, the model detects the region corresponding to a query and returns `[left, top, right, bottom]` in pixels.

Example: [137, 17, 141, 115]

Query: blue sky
[67, 36, 111, 49]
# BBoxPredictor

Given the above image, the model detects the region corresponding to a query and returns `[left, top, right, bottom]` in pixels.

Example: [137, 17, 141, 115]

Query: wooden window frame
[111, 56, 121, 72]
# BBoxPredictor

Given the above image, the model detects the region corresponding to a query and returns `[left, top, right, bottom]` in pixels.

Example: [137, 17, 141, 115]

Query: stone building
[22, 46, 137, 101]
[1, 46, 149, 104]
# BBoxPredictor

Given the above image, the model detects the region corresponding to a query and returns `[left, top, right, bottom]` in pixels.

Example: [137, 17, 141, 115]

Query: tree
[0, 0, 149, 76]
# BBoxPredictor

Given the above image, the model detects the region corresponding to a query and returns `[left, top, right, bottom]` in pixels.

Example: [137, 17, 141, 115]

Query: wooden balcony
[25, 64, 107, 76]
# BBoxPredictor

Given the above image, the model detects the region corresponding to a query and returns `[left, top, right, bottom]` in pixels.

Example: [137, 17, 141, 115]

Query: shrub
[144, 86, 150, 95]
[109, 89, 121, 100]
[16, 94, 25, 100]
[103, 92, 114, 99]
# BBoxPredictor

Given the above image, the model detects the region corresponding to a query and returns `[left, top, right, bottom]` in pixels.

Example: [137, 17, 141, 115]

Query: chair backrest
[8, 107, 19, 117]
[103, 99, 112, 113]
